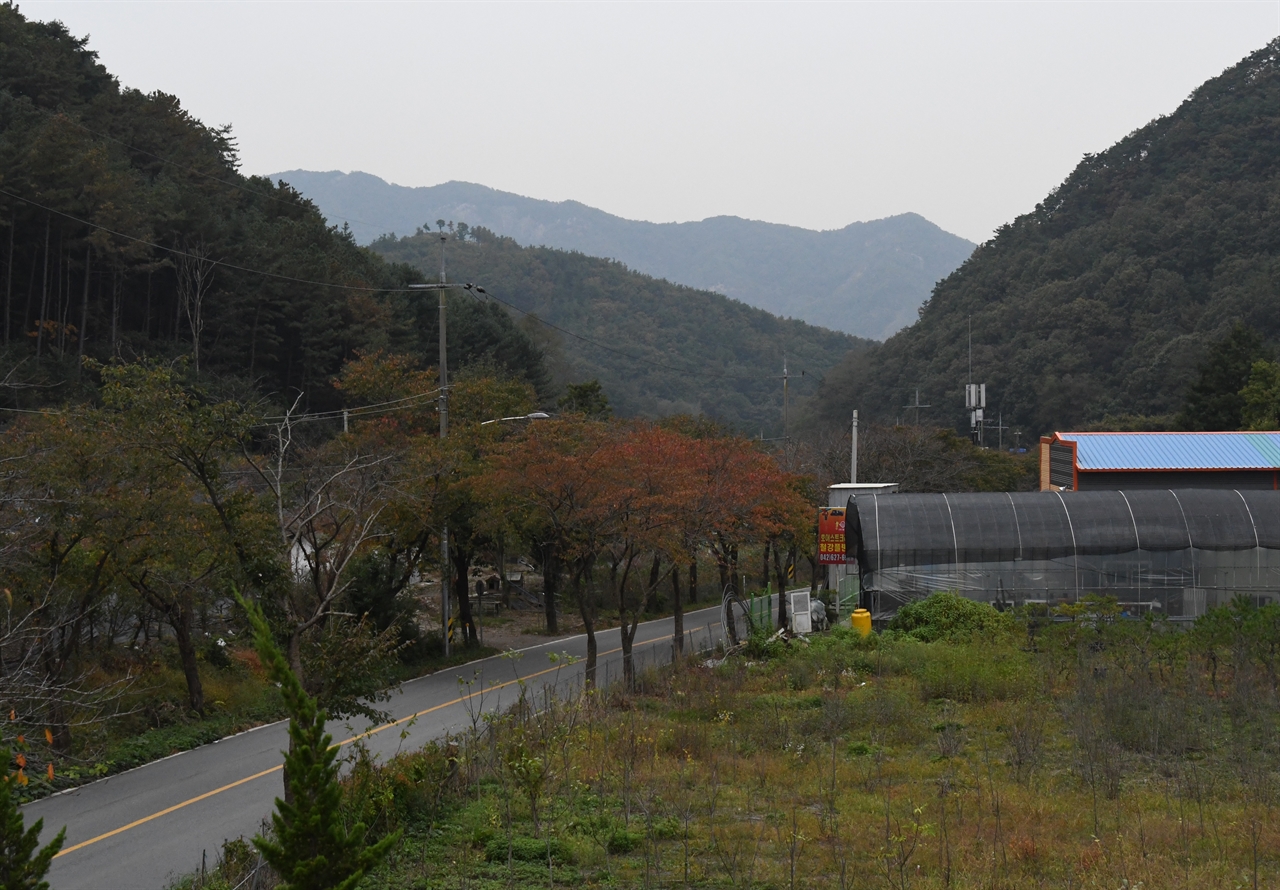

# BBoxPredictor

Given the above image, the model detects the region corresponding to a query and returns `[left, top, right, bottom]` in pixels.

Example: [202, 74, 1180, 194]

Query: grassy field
[186, 595, 1280, 889]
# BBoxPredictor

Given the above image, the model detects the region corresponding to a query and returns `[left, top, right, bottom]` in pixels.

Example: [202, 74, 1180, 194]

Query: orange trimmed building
[1040, 431, 1280, 491]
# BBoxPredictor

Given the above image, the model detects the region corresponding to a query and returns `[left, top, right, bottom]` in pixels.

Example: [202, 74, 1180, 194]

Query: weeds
[185, 596, 1280, 889]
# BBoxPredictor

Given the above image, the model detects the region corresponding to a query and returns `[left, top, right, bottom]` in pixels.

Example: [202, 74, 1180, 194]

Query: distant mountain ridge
[369, 229, 872, 434]
[270, 170, 975, 341]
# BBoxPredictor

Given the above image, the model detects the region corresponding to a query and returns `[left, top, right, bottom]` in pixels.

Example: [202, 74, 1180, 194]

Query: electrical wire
[0, 185, 411, 293]
[0, 187, 801, 383]
[2, 96, 814, 384]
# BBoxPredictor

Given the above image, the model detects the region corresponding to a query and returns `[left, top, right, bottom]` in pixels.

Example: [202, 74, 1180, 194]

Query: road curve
[26, 602, 743, 890]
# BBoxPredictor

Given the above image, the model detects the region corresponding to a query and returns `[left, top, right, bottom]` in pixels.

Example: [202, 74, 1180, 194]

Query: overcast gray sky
[21, 1, 1280, 242]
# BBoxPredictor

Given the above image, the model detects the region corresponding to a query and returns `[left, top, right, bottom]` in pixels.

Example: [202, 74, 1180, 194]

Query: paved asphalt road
[25, 601, 755, 890]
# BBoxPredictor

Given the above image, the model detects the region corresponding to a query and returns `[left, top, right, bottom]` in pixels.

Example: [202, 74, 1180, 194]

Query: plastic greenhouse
[849, 489, 1280, 620]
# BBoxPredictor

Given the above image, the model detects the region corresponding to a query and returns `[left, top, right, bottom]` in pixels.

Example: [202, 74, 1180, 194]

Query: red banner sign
[818, 507, 846, 564]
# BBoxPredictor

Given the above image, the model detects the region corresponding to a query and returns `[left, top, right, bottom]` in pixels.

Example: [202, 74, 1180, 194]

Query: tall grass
[186, 599, 1280, 889]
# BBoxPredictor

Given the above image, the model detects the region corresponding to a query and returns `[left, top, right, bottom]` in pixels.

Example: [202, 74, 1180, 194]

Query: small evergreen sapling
[237, 592, 398, 890]
[0, 749, 65, 890]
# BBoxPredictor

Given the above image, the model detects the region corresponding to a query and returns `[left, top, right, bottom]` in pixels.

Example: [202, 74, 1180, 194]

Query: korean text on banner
[818, 507, 846, 565]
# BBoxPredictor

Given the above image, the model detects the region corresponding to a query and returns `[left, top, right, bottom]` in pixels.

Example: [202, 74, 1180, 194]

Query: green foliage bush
[606, 828, 642, 854]
[483, 835, 574, 864]
[888, 592, 1014, 643]
[900, 640, 1034, 702]
[745, 624, 787, 660]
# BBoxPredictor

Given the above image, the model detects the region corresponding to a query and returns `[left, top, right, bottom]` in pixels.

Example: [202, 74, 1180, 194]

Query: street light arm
[406, 282, 484, 292]
[479, 412, 552, 426]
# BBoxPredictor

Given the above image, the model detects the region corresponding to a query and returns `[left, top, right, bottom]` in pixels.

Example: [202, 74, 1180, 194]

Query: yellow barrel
[851, 608, 872, 637]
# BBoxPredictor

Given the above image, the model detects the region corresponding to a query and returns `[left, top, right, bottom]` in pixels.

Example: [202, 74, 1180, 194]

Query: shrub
[606, 828, 642, 854]
[746, 624, 787, 659]
[906, 641, 1034, 702]
[888, 592, 1014, 643]
[483, 835, 574, 864]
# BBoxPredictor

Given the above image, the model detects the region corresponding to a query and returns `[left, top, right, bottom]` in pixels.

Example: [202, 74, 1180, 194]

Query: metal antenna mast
[965, 314, 987, 446]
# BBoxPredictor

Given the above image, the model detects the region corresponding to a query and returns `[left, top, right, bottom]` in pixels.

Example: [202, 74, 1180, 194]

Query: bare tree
[175, 244, 214, 373]
[249, 397, 395, 695]
[1, 588, 136, 764]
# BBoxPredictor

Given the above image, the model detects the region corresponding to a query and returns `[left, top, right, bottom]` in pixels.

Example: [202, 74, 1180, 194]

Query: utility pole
[903, 388, 931, 426]
[782, 354, 789, 443]
[407, 235, 462, 656]
[991, 409, 1010, 451]
[850, 409, 858, 484]
[407, 252, 492, 655]
[437, 234, 449, 656]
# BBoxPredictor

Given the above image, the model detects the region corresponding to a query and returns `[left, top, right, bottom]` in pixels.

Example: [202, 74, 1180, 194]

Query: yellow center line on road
[53, 623, 717, 858]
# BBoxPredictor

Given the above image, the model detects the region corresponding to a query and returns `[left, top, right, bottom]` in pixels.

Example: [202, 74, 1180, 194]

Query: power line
[0, 187, 801, 384]
[0, 185, 410, 294]
[2, 99, 820, 386]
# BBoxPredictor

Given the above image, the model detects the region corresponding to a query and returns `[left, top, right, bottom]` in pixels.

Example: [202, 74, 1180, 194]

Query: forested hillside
[371, 228, 872, 432]
[275, 170, 975, 340]
[807, 37, 1280, 437]
[0, 8, 546, 411]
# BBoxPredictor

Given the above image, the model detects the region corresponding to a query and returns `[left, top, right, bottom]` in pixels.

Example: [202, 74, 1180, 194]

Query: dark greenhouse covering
[850, 489, 1280, 619]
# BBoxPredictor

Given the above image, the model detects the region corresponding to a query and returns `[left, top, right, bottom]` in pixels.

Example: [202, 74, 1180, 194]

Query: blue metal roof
[1057, 432, 1280, 471]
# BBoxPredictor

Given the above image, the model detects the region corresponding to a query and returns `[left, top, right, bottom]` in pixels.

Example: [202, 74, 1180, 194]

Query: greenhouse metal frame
[850, 489, 1280, 619]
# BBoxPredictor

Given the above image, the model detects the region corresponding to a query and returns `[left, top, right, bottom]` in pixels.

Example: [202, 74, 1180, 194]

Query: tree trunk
[621, 625, 635, 690]
[616, 556, 639, 690]
[730, 544, 739, 596]
[645, 553, 661, 613]
[453, 540, 478, 646]
[761, 540, 771, 595]
[23, 254, 35, 345]
[688, 559, 698, 604]
[46, 696, 72, 754]
[40, 648, 73, 752]
[573, 558, 598, 687]
[671, 563, 684, 660]
[774, 542, 788, 629]
[4, 217, 12, 347]
[541, 542, 559, 634]
[36, 216, 48, 357]
[77, 244, 90, 371]
[111, 270, 119, 350]
[287, 629, 305, 688]
[57, 246, 67, 353]
[169, 602, 205, 715]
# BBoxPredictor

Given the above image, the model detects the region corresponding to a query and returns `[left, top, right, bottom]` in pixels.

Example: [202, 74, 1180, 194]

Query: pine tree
[236, 592, 398, 890]
[0, 749, 65, 890]
[1177, 323, 1269, 430]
